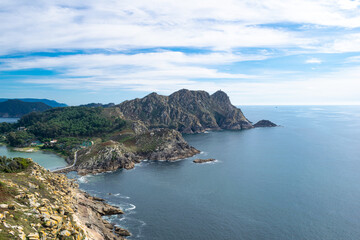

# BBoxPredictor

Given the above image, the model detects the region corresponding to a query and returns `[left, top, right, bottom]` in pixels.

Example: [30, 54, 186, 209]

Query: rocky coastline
[0, 161, 130, 239]
[58, 128, 200, 175]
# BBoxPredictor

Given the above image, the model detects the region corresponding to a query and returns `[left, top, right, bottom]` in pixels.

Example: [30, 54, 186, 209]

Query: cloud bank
[1, 0, 360, 104]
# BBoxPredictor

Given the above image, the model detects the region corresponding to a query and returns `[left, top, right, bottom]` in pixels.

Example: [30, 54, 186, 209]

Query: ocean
[2, 106, 360, 240]
[66, 106, 360, 240]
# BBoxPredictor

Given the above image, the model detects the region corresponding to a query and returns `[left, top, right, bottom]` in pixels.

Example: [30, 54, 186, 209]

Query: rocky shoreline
[58, 128, 201, 176]
[0, 161, 130, 239]
[193, 158, 216, 163]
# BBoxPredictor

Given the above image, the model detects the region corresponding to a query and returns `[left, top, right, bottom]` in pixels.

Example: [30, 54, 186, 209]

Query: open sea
[3, 106, 360, 240]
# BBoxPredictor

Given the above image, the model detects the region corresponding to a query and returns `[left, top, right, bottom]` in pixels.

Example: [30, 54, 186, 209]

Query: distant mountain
[0, 98, 67, 107]
[80, 103, 115, 108]
[115, 89, 253, 133]
[0, 100, 52, 118]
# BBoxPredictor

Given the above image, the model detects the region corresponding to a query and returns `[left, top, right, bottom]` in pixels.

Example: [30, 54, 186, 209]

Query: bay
[0, 145, 67, 170]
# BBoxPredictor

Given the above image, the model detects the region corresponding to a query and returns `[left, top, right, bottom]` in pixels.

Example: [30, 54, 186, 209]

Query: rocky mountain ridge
[114, 89, 253, 133]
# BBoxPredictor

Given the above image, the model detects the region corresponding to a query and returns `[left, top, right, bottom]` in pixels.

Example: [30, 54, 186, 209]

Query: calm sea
[65, 105, 360, 240]
[0, 117, 67, 170]
[3, 107, 360, 240]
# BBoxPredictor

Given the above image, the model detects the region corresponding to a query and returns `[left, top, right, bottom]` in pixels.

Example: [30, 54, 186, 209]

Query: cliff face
[73, 128, 200, 175]
[114, 89, 253, 133]
[0, 160, 129, 240]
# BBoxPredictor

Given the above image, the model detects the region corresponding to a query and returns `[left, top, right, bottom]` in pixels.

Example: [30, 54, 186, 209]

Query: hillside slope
[0, 98, 67, 107]
[0, 100, 52, 118]
[0, 157, 129, 239]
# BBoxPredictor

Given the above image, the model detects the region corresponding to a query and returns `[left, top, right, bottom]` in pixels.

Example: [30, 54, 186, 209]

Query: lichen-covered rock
[132, 120, 148, 135]
[73, 128, 200, 175]
[75, 141, 141, 175]
[0, 161, 129, 240]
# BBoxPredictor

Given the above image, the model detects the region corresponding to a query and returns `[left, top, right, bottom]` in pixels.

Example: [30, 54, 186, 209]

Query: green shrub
[0, 156, 32, 173]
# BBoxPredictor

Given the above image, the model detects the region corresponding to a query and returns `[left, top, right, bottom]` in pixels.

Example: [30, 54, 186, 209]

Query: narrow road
[51, 150, 78, 173]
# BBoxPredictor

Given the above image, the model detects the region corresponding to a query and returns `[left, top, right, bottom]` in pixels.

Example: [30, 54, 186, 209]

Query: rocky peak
[169, 89, 210, 103]
[211, 90, 231, 105]
[114, 89, 253, 133]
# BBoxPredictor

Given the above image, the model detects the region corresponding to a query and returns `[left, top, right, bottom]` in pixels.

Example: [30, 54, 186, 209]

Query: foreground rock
[193, 158, 216, 163]
[0, 161, 129, 240]
[253, 120, 277, 127]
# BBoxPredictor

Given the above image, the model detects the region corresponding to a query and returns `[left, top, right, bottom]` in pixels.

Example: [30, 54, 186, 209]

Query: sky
[1, 0, 360, 106]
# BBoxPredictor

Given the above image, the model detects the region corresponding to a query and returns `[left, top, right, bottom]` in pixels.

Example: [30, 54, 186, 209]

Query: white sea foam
[200, 151, 208, 156]
[77, 176, 89, 183]
[125, 204, 136, 211]
[113, 193, 131, 199]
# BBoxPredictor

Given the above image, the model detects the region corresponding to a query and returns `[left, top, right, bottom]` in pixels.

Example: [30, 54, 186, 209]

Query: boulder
[114, 226, 131, 236]
[193, 158, 216, 163]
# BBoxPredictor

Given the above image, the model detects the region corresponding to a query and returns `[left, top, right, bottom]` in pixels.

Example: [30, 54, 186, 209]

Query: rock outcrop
[113, 89, 253, 133]
[193, 158, 216, 163]
[71, 128, 200, 175]
[0, 160, 129, 239]
[253, 120, 277, 127]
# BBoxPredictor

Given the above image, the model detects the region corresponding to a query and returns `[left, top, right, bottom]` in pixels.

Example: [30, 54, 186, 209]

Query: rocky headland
[112, 89, 253, 133]
[0, 158, 130, 239]
[62, 128, 200, 175]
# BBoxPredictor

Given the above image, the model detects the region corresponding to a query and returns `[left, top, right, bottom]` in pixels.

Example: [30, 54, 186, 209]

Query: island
[0, 89, 277, 176]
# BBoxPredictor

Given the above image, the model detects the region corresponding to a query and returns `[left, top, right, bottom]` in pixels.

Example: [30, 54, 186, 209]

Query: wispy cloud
[0, 0, 360, 53]
[1, 0, 360, 104]
[306, 58, 322, 64]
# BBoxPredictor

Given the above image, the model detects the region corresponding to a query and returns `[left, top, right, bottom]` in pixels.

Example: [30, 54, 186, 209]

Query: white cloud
[306, 58, 322, 64]
[19, 64, 360, 105]
[2, 52, 260, 91]
[345, 55, 360, 63]
[1, 0, 360, 105]
[0, 0, 360, 53]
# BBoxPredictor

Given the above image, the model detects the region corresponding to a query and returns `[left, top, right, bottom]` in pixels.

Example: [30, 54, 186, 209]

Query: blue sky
[1, 0, 360, 105]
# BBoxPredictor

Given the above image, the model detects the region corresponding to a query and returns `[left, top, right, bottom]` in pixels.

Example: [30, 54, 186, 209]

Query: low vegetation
[0, 156, 32, 173]
[18, 107, 126, 138]
[1, 106, 130, 156]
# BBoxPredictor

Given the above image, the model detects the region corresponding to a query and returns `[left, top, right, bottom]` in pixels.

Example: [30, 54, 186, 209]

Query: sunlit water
[0, 117, 67, 170]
